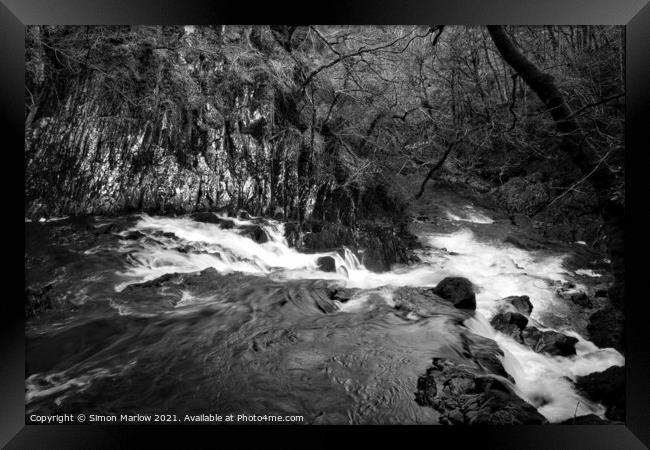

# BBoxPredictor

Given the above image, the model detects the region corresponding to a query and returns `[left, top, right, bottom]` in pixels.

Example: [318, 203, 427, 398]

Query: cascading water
[24, 204, 624, 423]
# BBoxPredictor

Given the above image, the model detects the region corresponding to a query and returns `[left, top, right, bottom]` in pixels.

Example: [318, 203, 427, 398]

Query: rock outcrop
[574, 365, 625, 422]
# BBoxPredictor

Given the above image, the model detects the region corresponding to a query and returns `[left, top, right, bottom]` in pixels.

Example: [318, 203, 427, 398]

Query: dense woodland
[24, 25, 625, 297]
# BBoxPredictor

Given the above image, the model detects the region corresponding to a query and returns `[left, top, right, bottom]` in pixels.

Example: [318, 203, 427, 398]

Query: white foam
[575, 269, 602, 278]
[445, 206, 494, 224]
[111, 214, 623, 422]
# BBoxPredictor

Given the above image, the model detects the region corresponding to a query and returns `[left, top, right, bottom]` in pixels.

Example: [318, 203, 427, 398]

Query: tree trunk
[487, 25, 625, 308]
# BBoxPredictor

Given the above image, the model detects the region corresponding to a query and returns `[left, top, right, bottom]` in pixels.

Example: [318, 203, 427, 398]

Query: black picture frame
[4, 1, 649, 448]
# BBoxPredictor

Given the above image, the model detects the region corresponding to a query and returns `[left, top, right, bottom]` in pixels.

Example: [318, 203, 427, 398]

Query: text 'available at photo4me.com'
[28, 413, 305, 424]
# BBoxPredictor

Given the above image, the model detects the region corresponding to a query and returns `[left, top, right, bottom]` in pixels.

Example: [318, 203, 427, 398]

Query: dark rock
[587, 306, 624, 352]
[490, 312, 529, 342]
[122, 230, 146, 240]
[392, 287, 468, 319]
[316, 256, 336, 273]
[559, 414, 611, 425]
[415, 358, 547, 425]
[192, 211, 220, 223]
[432, 277, 476, 310]
[238, 224, 269, 243]
[569, 292, 592, 308]
[328, 288, 359, 303]
[303, 224, 355, 251]
[238, 210, 252, 220]
[284, 222, 301, 247]
[522, 327, 578, 356]
[574, 365, 625, 422]
[301, 220, 418, 273]
[152, 230, 177, 239]
[93, 222, 121, 235]
[192, 212, 235, 229]
[503, 295, 533, 315]
[463, 333, 514, 382]
[594, 289, 608, 298]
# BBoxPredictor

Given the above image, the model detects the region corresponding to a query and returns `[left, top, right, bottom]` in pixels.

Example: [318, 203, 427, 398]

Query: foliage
[25, 25, 624, 233]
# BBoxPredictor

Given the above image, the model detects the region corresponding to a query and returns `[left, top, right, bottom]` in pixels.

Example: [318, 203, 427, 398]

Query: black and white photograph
[23, 24, 628, 427]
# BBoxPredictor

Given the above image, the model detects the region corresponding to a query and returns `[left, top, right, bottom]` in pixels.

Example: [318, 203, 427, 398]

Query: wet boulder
[303, 224, 356, 251]
[574, 365, 625, 422]
[151, 230, 178, 239]
[192, 212, 236, 229]
[490, 312, 529, 343]
[357, 222, 420, 273]
[415, 358, 547, 425]
[503, 295, 533, 316]
[432, 277, 476, 310]
[192, 211, 220, 223]
[587, 306, 624, 352]
[238, 224, 269, 243]
[237, 210, 252, 220]
[392, 287, 468, 319]
[522, 327, 578, 357]
[316, 256, 336, 273]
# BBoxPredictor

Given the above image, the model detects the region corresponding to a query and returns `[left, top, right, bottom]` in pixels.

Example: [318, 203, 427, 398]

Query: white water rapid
[112, 209, 623, 423]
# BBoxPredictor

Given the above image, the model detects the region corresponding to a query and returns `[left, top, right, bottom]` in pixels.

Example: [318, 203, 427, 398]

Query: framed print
[3, 0, 649, 448]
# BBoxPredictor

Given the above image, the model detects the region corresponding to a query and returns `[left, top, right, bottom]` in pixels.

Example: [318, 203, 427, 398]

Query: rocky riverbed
[24, 187, 624, 424]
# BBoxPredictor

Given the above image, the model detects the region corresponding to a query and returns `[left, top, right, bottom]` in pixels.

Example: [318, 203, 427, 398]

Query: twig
[573, 401, 581, 424]
[567, 93, 624, 121]
[533, 146, 612, 216]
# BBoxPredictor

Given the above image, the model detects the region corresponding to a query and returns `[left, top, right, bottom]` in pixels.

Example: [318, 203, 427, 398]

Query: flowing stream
[25, 202, 623, 424]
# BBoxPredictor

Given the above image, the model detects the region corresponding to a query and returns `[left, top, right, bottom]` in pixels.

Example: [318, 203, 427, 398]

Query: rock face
[415, 358, 547, 425]
[490, 312, 529, 343]
[521, 327, 578, 357]
[316, 256, 336, 273]
[432, 277, 476, 310]
[587, 306, 624, 352]
[301, 220, 419, 273]
[574, 366, 625, 422]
